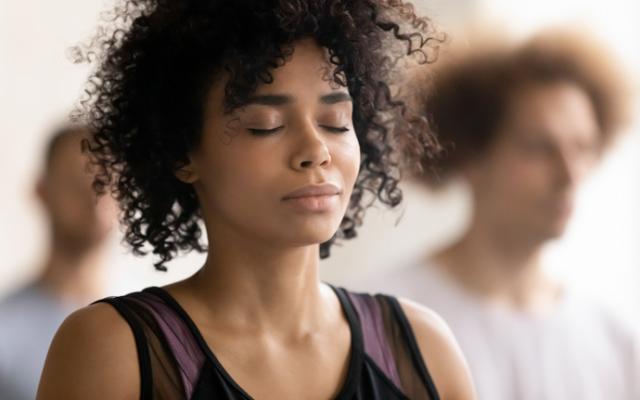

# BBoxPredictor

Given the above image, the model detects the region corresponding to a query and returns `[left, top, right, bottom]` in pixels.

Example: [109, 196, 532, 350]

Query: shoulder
[36, 302, 140, 400]
[398, 297, 476, 400]
[345, 263, 435, 296]
[0, 285, 37, 314]
[564, 291, 639, 349]
[0, 286, 46, 345]
[579, 297, 640, 367]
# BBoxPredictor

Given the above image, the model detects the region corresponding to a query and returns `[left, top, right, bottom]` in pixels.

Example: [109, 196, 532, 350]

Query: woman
[37, 1, 474, 399]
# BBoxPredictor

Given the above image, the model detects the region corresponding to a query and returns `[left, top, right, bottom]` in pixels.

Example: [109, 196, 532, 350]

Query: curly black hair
[73, 0, 444, 270]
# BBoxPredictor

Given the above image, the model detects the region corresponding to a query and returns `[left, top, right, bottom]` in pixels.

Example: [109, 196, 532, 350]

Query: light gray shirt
[358, 263, 640, 400]
[0, 284, 75, 400]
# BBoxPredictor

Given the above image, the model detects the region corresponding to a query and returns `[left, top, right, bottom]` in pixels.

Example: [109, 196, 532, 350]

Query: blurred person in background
[364, 30, 639, 399]
[0, 125, 115, 400]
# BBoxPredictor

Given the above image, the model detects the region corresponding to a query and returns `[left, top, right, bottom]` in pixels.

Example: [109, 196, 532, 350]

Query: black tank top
[97, 286, 440, 400]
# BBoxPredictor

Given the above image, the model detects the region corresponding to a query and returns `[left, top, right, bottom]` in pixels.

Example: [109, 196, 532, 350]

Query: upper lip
[282, 183, 342, 200]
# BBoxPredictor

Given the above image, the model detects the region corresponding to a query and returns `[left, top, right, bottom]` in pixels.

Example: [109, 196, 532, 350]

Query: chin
[534, 222, 569, 242]
[283, 223, 340, 248]
[291, 230, 338, 247]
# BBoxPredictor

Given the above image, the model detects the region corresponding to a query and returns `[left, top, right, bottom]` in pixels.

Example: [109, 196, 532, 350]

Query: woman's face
[185, 39, 360, 250]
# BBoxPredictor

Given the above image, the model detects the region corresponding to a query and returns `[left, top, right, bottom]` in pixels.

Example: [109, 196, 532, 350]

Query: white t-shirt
[0, 284, 76, 400]
[357, 263, 640, 400]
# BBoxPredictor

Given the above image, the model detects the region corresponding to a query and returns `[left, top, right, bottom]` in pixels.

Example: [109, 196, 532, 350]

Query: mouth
[282, 183, 342, 212]
[282, 183, 342, 200]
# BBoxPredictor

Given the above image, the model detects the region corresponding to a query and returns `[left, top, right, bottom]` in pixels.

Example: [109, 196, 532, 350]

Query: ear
[34, 177, 48, 203]
[460, 160, 484, 187]
[174, 159, 199, 184]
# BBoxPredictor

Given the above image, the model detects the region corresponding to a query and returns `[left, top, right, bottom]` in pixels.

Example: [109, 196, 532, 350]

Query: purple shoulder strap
[346, 291, 403, 389]
[125, 289, 207, 398]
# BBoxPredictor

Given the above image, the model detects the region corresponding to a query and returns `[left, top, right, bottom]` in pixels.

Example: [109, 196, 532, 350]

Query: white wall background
[1, 0, 638, 324]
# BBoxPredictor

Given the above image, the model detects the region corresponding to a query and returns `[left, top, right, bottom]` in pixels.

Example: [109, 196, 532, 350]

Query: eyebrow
[319, 92, 352, 105]
[245, 92, 352, 106]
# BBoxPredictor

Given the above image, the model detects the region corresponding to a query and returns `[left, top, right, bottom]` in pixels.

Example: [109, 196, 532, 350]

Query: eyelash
[248, 125, 350, 136]
[248, 126, 284, 136]
[320, 125, 350, 133]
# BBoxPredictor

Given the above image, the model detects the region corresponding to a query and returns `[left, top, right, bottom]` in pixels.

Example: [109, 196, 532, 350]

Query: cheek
[496, 147, 553, 188]
[95, 197, 117, 229]
[54, 189, 91, 215]
[507, 160, 546, 185]
[195, 138, 283, 216]
[332, 134, 360, 187]
[476, 156, 547, 208]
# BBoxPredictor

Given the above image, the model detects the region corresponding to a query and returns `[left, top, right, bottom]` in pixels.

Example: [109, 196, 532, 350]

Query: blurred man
[0, 125, 115, 400]
[365, 30, 639, 399]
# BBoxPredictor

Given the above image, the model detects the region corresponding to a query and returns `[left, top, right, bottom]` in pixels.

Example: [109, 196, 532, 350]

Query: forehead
[206, 39, 349, 116]
[253, 39, 341, 94]
[502, 82, 599, 141]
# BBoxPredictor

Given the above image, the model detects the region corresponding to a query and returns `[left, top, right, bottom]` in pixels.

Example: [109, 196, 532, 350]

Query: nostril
[300, 160, 312, 168]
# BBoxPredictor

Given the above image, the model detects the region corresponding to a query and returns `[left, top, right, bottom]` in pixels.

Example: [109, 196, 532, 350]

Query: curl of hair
[72, 0, 445, 270]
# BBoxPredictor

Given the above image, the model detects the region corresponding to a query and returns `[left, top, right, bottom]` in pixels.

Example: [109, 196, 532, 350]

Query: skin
[38, 39, 474, 400]
[435, 81, 600, 312]
[34, 131, 115, 305]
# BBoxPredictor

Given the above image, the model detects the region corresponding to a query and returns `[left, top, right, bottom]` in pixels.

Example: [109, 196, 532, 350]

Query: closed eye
[248, 126, 284, 136]
[320, 125, 350, 133]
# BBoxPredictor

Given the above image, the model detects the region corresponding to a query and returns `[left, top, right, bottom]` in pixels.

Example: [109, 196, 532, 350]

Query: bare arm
[399, 298, 476, 400]
[36, 303, 139, 400]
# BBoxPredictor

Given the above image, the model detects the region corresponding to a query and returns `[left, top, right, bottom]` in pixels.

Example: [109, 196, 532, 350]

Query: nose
[290, 121, 332, 171]
[555, 151, 582, 189]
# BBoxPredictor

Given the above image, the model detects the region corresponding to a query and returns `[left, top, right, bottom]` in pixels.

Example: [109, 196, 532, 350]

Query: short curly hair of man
[418, 28, 631, 186]
[72, 0, 445, 270]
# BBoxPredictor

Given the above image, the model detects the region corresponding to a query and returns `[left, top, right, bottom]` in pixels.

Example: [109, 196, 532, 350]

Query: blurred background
[0, 0, 638, 326]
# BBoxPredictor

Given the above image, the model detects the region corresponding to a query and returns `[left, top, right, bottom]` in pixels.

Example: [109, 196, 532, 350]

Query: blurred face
[39, 133, 116, 250]
[466, 82, 600, 241]
[184, 39, 360, 249]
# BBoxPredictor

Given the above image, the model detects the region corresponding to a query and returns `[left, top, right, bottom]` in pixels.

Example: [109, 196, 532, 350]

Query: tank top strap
[94, 288, 208, 400]
[383, 294, 441, 400]
[96, 295, 153, 400]
[342, 290, 404, 387]
[341, 289, 441, 400]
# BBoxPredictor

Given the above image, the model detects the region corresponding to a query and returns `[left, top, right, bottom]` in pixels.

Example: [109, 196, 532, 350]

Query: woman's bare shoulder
[37, 302, 140, 400]
[398, 298, 477, 400]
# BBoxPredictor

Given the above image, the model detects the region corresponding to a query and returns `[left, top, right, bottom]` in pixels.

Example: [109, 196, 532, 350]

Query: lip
[282, 183, 342, 200]
[282, 183, 342, 212]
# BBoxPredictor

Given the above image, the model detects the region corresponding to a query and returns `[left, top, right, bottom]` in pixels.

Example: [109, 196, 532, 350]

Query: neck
[179, 225, 334, 339]
[434, 212, 561, 313]
[37, 235, 107, 306]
